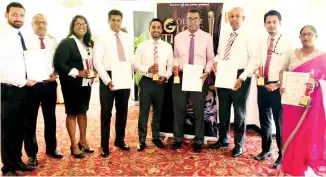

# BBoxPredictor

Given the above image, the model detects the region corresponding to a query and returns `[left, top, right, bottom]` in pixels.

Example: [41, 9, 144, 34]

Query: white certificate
[215, 60, 238, 89]
[281, 71, 310, 106]
[24, 49, 52, 81]
[111, 61, 132, 89]
[181, 64, 203, 92]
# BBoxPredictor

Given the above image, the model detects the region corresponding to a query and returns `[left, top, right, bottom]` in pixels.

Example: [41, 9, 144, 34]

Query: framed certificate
[281, 71, 310, 106]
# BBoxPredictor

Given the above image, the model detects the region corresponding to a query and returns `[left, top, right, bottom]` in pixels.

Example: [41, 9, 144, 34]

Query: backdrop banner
[157, 3, 223, 138]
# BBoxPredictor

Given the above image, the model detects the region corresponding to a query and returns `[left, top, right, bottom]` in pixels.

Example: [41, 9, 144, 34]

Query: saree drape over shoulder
[281, 51, 326, 176]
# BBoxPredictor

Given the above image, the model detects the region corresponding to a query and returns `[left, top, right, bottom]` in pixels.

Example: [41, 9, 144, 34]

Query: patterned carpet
[12, 83, 281, 176]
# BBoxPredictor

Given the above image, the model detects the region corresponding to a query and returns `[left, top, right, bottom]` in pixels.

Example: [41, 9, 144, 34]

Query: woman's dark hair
[67, 15, 93, 47]
[300, 25, 318, 37]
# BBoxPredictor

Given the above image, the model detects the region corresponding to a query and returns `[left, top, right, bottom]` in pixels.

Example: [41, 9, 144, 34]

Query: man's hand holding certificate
[214, 60, 238, 90]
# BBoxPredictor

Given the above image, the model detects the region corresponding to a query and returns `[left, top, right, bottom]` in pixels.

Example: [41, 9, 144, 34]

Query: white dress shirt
[134, 38, 173, 79]
[215, 26, 259, 81]
[0, 23, 27, 87]
[93, 29, 133, 86]
[258, 33, 293, 82]
[25, 33, 58, 75]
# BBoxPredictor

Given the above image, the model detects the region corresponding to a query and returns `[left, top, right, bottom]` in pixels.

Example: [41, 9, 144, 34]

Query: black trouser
[138, 77, 165, 143]
[1, 84, 26, 173]
[100, 71, 130, 151]
[257, 83, 282, 155]
[23, 81, 58, 157]
[216, 69, 251, 148]
[172, 72, 208, 145]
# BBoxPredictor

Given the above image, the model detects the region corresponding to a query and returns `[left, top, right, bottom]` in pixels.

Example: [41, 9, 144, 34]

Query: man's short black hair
[264, 10, 281, 23]
[6, 2, 25, 13]
[108, 9, 123, 20]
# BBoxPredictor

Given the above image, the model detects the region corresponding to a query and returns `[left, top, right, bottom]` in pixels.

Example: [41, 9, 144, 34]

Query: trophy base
[87, 70, 95, 79]
[153, 74, 159, 81]
[299, 96, 311, 107]
[174, 76, 180, 84]
[257, 77, 264, 86]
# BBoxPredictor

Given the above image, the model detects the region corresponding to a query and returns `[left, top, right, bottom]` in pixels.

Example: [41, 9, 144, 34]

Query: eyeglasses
[74, 23, 87, 28]
[300, 33, 315, 38]
[33, 21, 47, 25]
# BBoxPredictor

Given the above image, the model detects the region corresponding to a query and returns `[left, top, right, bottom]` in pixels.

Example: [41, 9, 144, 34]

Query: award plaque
[85, 59, 95, 79]
[299, 82, 313, 107]
[257, 66, 264, 86]
[174, 59, 180, 84]
[152, 63, 159, 81]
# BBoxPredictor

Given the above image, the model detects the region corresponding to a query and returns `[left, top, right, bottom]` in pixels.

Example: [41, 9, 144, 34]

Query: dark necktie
[40, 37, 46, 49]
[189, 34, 195, 64]
[18, 31, 27, 51]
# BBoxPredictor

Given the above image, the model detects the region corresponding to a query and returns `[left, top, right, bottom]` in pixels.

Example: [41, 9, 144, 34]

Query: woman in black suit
[54, 15, 95, 158]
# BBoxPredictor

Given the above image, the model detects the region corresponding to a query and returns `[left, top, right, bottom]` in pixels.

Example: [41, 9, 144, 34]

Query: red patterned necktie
[154, 41, 158, 63]
[264, 38, 274, 81]
[223, 32, 237, 60]
[40, 37, 45, 49]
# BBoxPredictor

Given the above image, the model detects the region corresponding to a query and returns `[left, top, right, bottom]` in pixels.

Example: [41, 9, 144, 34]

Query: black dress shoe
[46, 150, 63, 159]
[3, 171, 18, 176]
[194, 143, 202, 153]
[137, 142, 146, 151]
[101, 149, 109, 158]
[254, 151, 272, 160]
[28, 156, 38, 166]
[70, 148, 85, 159]
[231, 147, 243, 157]
[78, 142, 95, 153]
[209, 142, 229, 149]
[15, 162, 35, 171]
[171, 141, 183, 150]
[114, 142, 130, 150]
[273, 156, 282, 169]
[152, 139, 165, 149]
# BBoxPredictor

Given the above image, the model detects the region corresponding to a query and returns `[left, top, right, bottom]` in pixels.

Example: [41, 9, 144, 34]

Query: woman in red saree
[280, 25, 326, 176]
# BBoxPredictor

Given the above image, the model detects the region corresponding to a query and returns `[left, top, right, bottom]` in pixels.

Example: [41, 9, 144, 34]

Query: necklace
[300, 48, 314, 60]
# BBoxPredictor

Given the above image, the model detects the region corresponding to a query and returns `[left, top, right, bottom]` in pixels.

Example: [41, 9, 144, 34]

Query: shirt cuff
[68, 68, 79, 78]
[239, 73, 247, 81]
[18, 79, 27, 88]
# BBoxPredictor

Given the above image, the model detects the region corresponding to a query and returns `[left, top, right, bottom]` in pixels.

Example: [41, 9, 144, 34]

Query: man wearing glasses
[253, 10, 293, 169]
[24, 14, 63, 167]
[210, 7, 258, 158]
[171, 9, 214, 153]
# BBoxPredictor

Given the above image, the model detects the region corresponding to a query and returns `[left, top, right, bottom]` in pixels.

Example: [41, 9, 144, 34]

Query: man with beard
[254, 10, 293, 169]
[209, 7, 258, 157]
[134, 18, 173, 151]
[24, 14, 63, 167]
[0, 2, 36, 176]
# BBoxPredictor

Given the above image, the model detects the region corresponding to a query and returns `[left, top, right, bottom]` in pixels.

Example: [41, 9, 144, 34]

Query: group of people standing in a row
[1, 1, 325, 176]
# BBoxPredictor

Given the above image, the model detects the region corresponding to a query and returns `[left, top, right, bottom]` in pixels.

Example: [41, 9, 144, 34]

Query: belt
[266, 81, 279, 84]
[1, 83, 13, 87]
